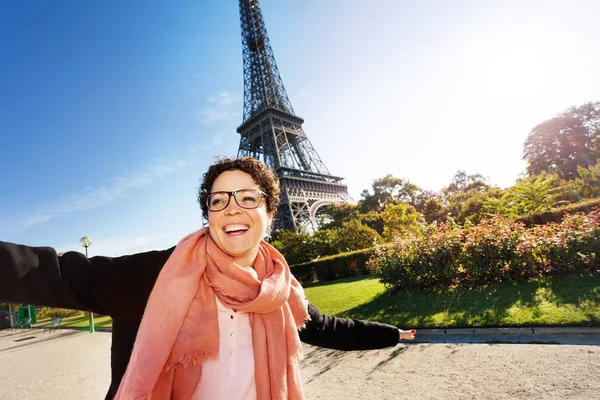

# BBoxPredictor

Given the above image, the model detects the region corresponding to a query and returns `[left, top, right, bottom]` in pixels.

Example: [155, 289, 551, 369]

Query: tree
[576, 162, 600, 199]
[357, 189, 381, 213]
[442, 171, 495, 224]
[270, 230, 313, 265]
[446, 188, 503, 225]
[359, 174, 423, 212]
[482, 193, 519, 219]
[335, 219, 383, 252]
[443, 171, 490, 196]
[307, 229, 338, 258]
[318, 203, 358, 230]
[523, 101, 600, 179]
[381, 203, 420, 240]
[495, 174, 565, 216]
[421, 198, 447, 224]
[355, 211, 385, 235]
[412, 189, 442, 213]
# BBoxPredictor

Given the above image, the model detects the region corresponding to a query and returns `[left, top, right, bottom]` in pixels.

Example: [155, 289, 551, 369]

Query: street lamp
[79, 236, 92, 257]
[79, 236, 94, 333]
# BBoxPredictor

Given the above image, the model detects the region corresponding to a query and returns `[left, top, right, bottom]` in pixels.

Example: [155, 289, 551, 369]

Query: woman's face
[207, 169, 273, 267]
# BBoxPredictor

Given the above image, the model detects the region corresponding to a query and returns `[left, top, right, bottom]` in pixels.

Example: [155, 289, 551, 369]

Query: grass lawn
[304, 272, 600, 329]
[33, 313, 113, 331]
[27, 272, 600, 330]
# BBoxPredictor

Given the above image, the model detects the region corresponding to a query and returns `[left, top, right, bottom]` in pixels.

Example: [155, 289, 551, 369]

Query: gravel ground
[1, 329, 599, 399]
[301, 342, 600, 399]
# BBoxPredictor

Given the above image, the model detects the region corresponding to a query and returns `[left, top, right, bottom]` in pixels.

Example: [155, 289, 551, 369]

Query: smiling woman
[207, 172, 272, 267]
[0, 156, 416, 400]
[198, 158, 280, 268]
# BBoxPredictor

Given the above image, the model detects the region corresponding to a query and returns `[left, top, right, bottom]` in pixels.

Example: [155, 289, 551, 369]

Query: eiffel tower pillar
[237, 0, 349, 231]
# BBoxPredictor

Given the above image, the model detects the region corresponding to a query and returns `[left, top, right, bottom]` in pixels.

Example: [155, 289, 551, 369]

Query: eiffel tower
[236, 0, 350, 231]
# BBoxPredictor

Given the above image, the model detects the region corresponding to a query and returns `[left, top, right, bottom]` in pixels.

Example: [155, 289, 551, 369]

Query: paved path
[0, 329, 110, 400]
[1, 329, 599, 399]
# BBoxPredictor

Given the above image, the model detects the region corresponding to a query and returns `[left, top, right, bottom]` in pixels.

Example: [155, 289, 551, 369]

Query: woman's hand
[398, 329, 416, 341]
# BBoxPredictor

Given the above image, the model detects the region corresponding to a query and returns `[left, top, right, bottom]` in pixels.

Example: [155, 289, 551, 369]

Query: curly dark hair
[197, 157, 280, 219]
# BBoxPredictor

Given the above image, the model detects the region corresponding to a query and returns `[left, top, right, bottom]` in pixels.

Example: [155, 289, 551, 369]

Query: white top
[193, 296, 257, 400]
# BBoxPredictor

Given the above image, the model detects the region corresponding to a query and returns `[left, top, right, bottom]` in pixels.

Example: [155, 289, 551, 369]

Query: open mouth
[224, 224, 250, 235]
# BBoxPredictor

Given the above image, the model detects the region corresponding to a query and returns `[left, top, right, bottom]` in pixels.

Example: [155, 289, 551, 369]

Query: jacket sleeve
[0, 240, 173, 316]
[298, 303, 400, 350]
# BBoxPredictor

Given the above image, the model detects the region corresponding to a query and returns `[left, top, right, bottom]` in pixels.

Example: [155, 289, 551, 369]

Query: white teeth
[224, 224, 249, 233]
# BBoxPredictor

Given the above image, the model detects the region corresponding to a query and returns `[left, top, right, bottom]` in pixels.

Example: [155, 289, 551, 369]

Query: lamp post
[79, 236, 94, 333]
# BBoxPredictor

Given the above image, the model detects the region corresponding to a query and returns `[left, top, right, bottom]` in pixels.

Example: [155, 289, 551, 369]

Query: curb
[411, 327, 600, 345]
[416, 327, 600, 335]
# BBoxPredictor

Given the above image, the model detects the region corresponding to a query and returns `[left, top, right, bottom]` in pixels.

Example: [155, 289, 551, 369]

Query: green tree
[481, 188, 523, 219]
[334, 219, 383, 252]
[443, 171, 497, 224]
[359, 174, 423, 212]
[270, 230, 313, 265]
[504, 174, 564, 215]
[523, 101, 600, 179]
[443, 171, 490, 196]
[357, 189, 381, 213]
[307, 229, 338, 259]
[421, 198, 447, 224]
[381, 203, 420, 240]
[576, 162, 600, 199]
[318, 203, 359, 230]
[446, 189, 504, 225]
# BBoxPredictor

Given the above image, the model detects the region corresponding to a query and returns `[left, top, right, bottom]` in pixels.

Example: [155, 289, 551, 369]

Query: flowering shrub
[369, 209, 600, 291]
[368, 222, 462, 291]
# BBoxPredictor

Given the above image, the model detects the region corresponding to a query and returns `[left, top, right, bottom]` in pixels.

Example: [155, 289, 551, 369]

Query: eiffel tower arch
[236, 0, 350, 231]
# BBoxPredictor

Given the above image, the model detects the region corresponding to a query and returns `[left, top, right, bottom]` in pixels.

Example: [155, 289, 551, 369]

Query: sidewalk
[1, 328, 599, 399]
[0, 329, 110, 400]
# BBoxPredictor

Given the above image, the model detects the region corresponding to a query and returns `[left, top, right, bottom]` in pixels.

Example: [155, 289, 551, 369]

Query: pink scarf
[115, 228, 309, 399]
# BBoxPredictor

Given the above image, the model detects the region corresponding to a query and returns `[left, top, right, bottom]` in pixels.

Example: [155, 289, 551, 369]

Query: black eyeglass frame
[206, 189, 267, 212]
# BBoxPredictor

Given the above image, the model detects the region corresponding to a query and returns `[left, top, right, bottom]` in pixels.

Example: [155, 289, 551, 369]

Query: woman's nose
[224, 198, 243, 215]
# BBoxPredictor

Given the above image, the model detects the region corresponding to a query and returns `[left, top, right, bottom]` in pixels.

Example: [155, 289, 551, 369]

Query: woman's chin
[224, 246, 258, 267]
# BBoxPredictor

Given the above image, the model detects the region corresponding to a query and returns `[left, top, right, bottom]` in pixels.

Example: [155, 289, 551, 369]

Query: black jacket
[0, 240, 400, 399]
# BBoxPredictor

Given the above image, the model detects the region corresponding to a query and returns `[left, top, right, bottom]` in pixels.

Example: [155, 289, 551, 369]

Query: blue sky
[2, 0, 599, 256]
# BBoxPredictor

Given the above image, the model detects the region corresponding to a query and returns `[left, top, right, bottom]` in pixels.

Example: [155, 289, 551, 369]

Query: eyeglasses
[207, 189, 266, 212]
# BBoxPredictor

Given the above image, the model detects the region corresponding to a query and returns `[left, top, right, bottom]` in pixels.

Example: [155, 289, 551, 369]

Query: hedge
[290, 248, 375, 284]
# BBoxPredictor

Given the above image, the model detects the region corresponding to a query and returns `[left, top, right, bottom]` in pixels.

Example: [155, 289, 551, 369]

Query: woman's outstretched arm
[0, 240, 95, 311]
[0, 240, 173, 316]
[299, 303, 415, 350]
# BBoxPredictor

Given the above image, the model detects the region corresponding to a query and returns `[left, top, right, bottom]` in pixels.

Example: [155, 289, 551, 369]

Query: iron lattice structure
[237, 0, 349, 231]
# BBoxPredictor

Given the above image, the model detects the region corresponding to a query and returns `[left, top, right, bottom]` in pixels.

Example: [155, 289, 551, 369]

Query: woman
[0, 157, 415, 400]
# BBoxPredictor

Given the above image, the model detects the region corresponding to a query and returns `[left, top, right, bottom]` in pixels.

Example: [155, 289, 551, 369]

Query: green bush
[369, 209, 600, 291]
[290, 248, 375, 284]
